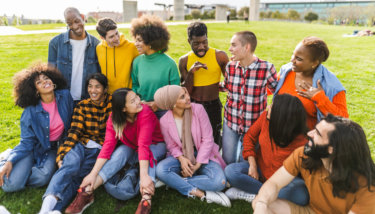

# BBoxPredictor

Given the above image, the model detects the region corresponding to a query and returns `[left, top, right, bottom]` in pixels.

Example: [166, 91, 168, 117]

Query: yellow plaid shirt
[56, 94, 112, 163]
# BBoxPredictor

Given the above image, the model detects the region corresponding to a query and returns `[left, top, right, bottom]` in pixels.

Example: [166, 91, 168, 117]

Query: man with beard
[96, 18, 138, 94]
[48, 7, 100, 102]
[179, 22, 229, 147]
[252, 114, 375, 214]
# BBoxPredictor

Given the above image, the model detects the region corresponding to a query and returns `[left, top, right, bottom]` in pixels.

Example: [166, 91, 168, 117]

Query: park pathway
[0, 20, 225, 36]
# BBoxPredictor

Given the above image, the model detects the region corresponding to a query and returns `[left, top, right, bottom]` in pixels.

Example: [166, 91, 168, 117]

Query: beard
[303, 136, 330, 159]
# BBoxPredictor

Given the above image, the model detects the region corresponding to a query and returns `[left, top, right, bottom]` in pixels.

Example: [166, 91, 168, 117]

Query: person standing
[48, 7, 100, 102]
[179, 22, 229, 146]
[221, 31, 278, 164]
[96, 18, 139, 94]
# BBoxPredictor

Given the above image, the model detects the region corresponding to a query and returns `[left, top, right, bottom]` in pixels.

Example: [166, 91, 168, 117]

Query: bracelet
[256, 200, 268, 206]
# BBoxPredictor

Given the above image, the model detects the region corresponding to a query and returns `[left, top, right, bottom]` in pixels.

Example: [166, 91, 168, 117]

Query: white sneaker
[204, 191, 231, 207]
[48, 211, 62, 214]
[225, 187, 256, 203]
[155, 179, 165, 188]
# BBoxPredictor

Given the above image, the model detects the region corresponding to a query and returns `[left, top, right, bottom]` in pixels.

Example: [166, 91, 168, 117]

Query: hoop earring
[53, 84, 57, 89]
[36, 91, 40, 97]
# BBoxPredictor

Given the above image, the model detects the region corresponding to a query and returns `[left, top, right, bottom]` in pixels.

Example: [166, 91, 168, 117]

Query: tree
[191, 9, 201, 19]
[287, 9, 300, 20]
[238, 7, 249, 18]
[304, 12, 318, 22]
[229, 9, 237, 19]
[87, 16, 97, 23]
[2, 14, 8, 26]
[271, 10, 284, 19]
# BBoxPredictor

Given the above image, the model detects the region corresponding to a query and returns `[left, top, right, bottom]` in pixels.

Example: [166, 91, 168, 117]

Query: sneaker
[155, 179, 165, 188]
[225, 187, 256, 203]
[204, 191, 231, 207]
[65, 188, 94, 214]
[48, 211, 62, 214]
[135, 198, 151, 214]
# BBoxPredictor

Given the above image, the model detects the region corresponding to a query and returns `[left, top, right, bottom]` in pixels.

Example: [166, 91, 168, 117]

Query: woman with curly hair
[130, 15, 180, 119]
[0, 63, 74, 192]
[275, 36, 348, 130]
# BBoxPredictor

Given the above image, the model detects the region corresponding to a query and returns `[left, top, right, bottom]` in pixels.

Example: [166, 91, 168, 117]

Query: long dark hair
[13, 63, 67, 108]
[269, 94, 308, 148]
[302, 114, 375, 198]
[111, 88, 132, 139]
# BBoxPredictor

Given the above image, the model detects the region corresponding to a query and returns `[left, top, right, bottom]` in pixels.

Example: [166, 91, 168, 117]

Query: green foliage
[0, 22, 375, 213]
[191, 9, 201, 20]
[229, 9, 237, 19]
[184, 14, 193, 20]
[87, 16, 97, 24]
[201, 10, 215, 20]
[287, 9, 300, 20]
[2, 16, 8, 26]
[238, 7, 249, 18]
[305, 12, 319, 22]
[271, 10, 284, 19]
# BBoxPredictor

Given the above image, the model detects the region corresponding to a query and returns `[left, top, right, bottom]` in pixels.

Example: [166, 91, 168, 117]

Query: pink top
[98, 104, 164, 167]
[160, 103, 226, 169]
[41, 99, 64, 141]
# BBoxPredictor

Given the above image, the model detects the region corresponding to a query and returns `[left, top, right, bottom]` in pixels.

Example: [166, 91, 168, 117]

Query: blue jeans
[222, 122, 243, 164]
[156, 156, 227, 196]
[225, 161, 309, 206]
[0, 150, 56, 192]
[43, 143, 100, 211]
[99, 143, 166, 201]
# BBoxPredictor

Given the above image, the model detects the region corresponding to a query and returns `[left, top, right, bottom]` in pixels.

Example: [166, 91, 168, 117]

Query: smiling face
[134, 35, 151, 55]
[290, 43, 319, 74]
[65, 12, 85, 39]
[189, 35, 209, 57]
[104, 29, 120, 48]
[87, 79, 106, 104]
[35, 74, 54, 96]
[304, 120, 335, 158]
[174, 88, 191, 110]
[228, 34, 250, 61]
[123, 91, 143, 114]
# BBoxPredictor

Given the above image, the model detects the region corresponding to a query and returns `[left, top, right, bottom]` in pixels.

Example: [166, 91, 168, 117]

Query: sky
[1, 0, 250, 20]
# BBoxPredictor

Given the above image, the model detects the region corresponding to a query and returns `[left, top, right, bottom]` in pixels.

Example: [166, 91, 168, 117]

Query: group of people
[0, 6, 374, 214]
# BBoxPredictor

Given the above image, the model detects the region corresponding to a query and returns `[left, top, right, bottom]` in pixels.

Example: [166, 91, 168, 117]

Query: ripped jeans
[156, 156, 226, 197]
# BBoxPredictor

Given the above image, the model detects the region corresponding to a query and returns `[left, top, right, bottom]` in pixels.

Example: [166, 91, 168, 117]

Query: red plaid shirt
[221, 57, 277, 134]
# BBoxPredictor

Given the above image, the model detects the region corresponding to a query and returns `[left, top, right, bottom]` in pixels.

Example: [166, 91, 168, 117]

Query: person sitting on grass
[253, 114, 375, 214]
[225, 94, 309, 206]
[39, 73, 112, 213]
[65, 88, 166, 214]
[0, 63, 73, 193]
[154, 85, 231, 207]
[275, 36, 348, 130]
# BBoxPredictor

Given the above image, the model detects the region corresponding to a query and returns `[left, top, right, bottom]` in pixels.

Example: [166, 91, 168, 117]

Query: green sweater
[131, 52, 180, 101]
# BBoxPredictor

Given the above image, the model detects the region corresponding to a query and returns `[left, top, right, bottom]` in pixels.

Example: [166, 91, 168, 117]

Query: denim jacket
[275, 62, 345, 121]
[7, 89, 74, 167]
[48, 30, 101, 100]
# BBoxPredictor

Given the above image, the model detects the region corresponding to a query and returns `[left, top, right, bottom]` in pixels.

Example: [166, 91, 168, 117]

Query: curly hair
[130, 15, 170, 52]
[187, 22, 207, 39]
[301, 36, 330, 64]
[13, 63, 67, 108]
[96, 17, 117, 38]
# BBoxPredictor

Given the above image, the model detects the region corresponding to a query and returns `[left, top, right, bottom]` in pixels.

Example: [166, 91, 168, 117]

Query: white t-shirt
[70, 38, 87, 100]
[174, 118, 183, 139]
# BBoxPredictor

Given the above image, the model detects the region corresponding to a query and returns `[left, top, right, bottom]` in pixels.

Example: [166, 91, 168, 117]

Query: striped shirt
[222, 57, 277, 134]
[56, 94, 112, 163]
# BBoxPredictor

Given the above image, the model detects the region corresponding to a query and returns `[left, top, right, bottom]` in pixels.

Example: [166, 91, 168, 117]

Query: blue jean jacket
[7, 90, 74, 167]
[48, 30, 101, 100]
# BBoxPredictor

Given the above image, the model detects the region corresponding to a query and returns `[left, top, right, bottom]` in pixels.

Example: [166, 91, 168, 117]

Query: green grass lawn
[0, 21, 374, 213]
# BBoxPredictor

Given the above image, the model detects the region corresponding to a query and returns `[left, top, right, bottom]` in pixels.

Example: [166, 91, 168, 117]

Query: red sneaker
[135, 198, 151, 214]
[65, 188, 94, 214]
